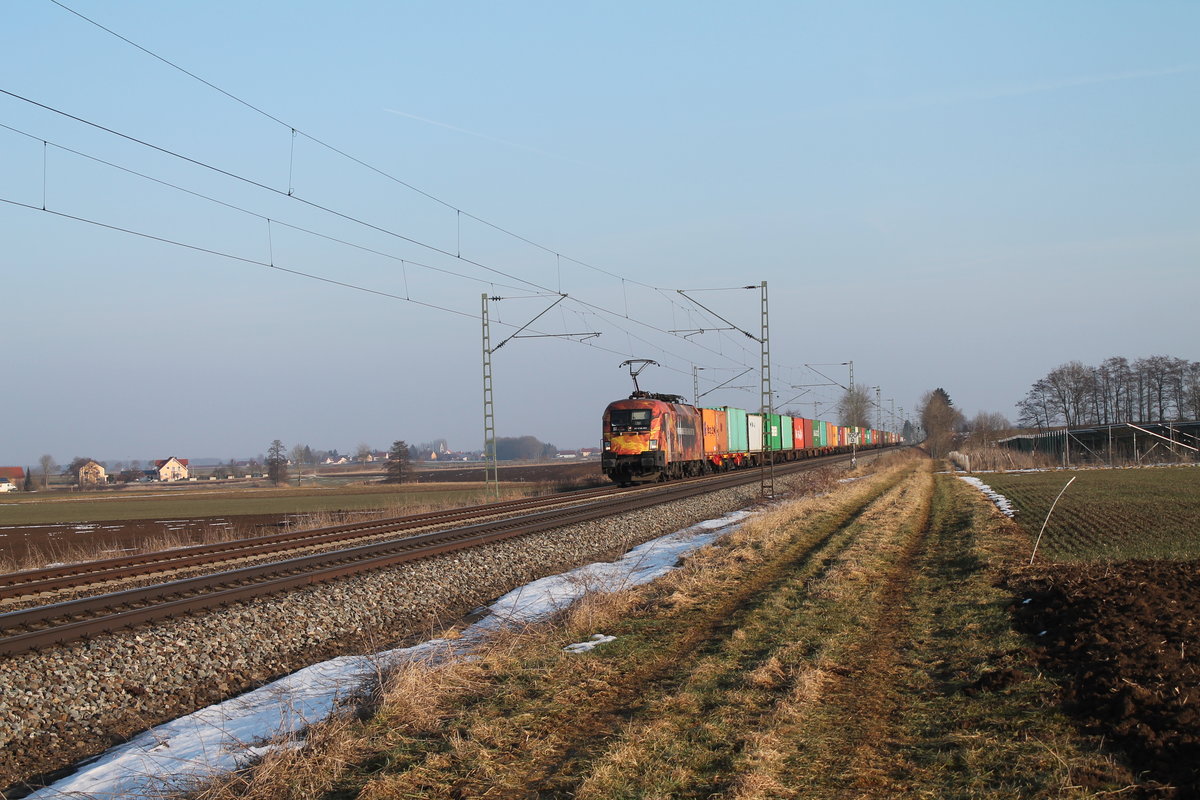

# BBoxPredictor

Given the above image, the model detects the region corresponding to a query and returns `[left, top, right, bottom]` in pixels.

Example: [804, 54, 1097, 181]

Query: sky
[25, 508, 749, 798]
[2, 1, 1197, 467]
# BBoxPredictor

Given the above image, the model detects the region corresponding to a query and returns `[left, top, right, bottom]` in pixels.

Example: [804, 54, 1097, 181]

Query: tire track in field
[560, 462, 935, 799]
[350, 464, 920, 800]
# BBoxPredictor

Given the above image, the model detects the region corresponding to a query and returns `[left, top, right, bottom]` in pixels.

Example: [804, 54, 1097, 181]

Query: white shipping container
[747, 414, 763, 453]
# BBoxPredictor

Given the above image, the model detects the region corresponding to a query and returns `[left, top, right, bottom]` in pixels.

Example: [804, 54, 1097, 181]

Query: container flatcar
[602, 390, 902, 485]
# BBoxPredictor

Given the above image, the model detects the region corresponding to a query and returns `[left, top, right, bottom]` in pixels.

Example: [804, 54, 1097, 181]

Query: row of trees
[263, 439, 413, 486]
[1018, 355, 1200, 429]
[912, 388, 1013, 457]
[495, 436, 558, 461]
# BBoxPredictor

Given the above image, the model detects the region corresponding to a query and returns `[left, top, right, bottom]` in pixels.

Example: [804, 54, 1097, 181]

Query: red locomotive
[601, 393, 705, 485]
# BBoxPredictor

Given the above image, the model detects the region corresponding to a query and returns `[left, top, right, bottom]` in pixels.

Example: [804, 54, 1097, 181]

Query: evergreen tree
[385, 440, 410, 484]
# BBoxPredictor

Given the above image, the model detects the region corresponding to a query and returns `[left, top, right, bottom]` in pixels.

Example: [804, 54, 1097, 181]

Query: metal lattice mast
[849, 360, 856, 466]
[481, 293, 499, 497]
[481, 293, 599, 499]
[760, 280, 774, 499]
[876, 385, 883, 447]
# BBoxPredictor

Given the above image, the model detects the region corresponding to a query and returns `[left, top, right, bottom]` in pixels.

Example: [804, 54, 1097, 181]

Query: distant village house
[78, 460, 107, 486]
[154, 457, 190, 482]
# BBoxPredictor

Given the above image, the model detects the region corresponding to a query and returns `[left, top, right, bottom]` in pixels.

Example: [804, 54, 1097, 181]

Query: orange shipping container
[701, 407, 730, 455]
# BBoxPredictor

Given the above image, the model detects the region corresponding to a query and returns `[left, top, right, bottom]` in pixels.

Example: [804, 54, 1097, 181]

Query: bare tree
[837, 384, 872, 428]
[267, 440, 289, 486]
[38, 454, 57, 489]
[1020, 355, 1200, 429]
[355, 442, 373, 463]
[1042, 361, 1094, 428]
[1186, 362, 1200, 420]
[289, 444, 313, 486]
[965, 411, 1011, 447]
[1017, 378, 1054, 430]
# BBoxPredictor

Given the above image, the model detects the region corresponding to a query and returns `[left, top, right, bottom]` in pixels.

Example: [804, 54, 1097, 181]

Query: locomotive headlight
[648, 439, 659, 450]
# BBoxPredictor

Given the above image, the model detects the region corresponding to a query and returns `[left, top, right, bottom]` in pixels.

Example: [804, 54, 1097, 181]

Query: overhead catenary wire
[0, 194, 475, 320]
[0, 190, 697, 375]
[3, 101, 765, 385]
[2, 87, 750, 381]
[2, 30, 827, 397]
[0, 87, 551, 298]
[0, 120, 538, 296]
[31, 2, 867, 405]
[45, 0, 664, 293]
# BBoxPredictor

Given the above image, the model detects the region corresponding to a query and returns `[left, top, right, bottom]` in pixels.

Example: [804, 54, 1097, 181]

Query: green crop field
[977, 466, 1200, 562]
[0, 483, 528, 526]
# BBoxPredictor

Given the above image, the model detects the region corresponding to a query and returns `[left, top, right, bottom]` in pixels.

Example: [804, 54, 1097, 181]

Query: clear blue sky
[2, 1, 1197, 467]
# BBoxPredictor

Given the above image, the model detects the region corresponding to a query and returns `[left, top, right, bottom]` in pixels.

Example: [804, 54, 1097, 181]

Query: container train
[601, 391, 901, 485]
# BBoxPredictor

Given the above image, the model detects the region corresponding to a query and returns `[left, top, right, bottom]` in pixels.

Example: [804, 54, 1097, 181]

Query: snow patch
[564, 634, 616, 653]
[25, 509, 750, 799]
[957, 476, 1016, 517]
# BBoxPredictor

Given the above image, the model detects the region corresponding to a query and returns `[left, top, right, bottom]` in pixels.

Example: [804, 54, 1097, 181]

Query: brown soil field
[1011, 560, 1200, 796]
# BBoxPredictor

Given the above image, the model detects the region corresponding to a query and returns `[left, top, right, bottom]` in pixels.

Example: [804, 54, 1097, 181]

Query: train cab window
[609, 409, 653, 432]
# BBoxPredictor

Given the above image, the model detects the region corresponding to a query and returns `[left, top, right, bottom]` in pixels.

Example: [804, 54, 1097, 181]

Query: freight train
[601, 391, 900, 485]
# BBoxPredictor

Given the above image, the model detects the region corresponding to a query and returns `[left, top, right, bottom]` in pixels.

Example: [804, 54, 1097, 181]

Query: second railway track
[0, 485, 622, 606]
[0, 456, 853, 659]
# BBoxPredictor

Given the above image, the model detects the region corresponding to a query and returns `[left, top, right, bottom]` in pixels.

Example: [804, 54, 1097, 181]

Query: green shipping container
[811, 419, 826, 448]
[766, 413, 789, 451]
[720, 406, 749, 452]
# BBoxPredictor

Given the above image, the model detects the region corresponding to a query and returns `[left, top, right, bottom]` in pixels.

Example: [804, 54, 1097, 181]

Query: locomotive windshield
[609, 408, 653, 432]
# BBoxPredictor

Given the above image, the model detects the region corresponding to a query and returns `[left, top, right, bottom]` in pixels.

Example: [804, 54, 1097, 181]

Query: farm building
[999, 420, 1200, 465]
[0, 466, 25, 492]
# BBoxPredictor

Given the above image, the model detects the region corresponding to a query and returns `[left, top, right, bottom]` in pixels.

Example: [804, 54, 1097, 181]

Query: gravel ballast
[0, 477, 800, 791]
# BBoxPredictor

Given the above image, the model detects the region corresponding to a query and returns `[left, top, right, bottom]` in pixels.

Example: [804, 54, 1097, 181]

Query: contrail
[385, 108, 592, 167]
[943, 63, 1200, 104]
[797, 63, 1200, 119]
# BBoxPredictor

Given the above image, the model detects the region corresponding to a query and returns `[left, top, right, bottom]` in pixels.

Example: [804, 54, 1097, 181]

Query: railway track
[0, 456, 853, 659]
[0, 486, 623, 605]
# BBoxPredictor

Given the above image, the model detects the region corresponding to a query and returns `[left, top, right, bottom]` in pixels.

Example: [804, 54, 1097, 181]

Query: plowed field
[978, 467, 1200, 796]
[1011, 561, 1200, 797]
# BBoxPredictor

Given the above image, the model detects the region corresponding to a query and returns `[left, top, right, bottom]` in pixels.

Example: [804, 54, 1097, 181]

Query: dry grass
[951, 446, 1059, 472]
[192, 714, 367, 800]
[183, 449, 1130, 799]
[0, 520, 261, 574]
